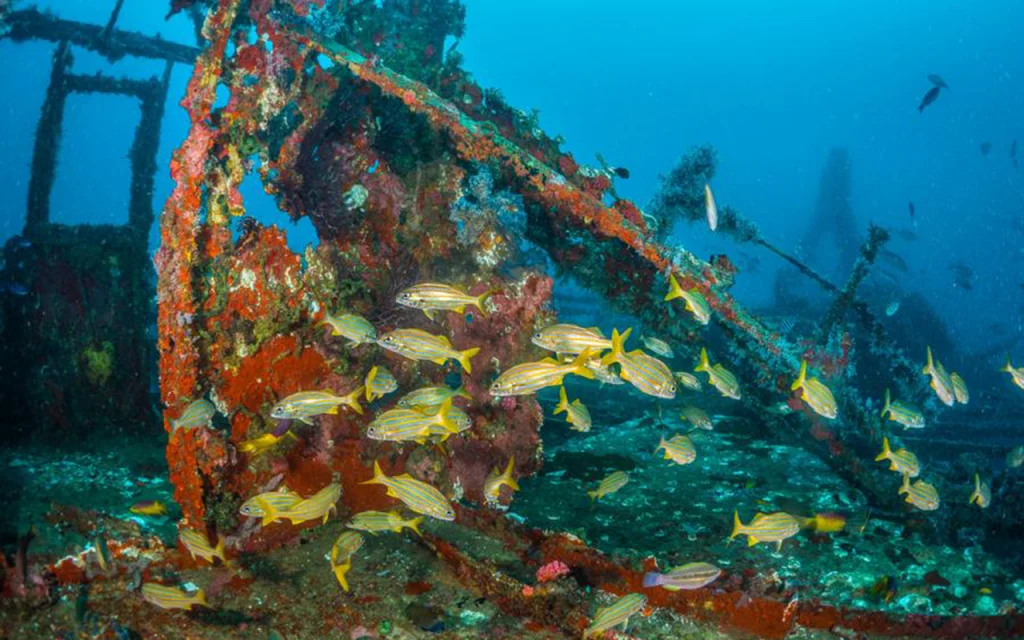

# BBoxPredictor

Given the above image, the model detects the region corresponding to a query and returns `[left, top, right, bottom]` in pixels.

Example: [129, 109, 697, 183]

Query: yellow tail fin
[664, 273, 685, 302]
[1003, 356, 1014, 373]
[875, 436, 892, 462]
[214, 536, 227, 563]
[599, 329, 631, 367]
[255, 497, 278, 527]
[568, 350, 596, 380]
[333, 561, 351, 591]
[969, 473, 981, 505]
[881, 389, 892, 418]
[455, 385, 472, 400]
[695, 347, 711, 373]
[730, 510, 745, 540]
[194, 588, 208, 607]
[343, 387, 364, 415]
[365, 366, 379, 401]
[502, 457, 519, 491]
[555, 386, 569, 415]
[407, 515, 424, 537]
[432, 398, 460, 433]
[459, 347, 480, 373]
[474, 288, 497, 316]
[898, 472, 911, 495]
[791, 360, 808, 391]
[923, 346, 934, 374]
[362, 460, 387, 486]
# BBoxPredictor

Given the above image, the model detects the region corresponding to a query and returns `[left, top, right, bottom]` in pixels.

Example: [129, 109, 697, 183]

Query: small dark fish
[908, 201, 915, 220]
[927, 74, 948, 89]
[0, 282, 29, 296]
[949, 261, 975, 291]
[610, 167, 630, 179]
[878, 248, 909, 273]
[918, 86, 941, 113]
[981, 142, 992, 156]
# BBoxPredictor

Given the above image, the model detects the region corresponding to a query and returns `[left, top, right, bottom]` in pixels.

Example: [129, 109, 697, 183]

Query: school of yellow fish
[141, 275, 1023, 636]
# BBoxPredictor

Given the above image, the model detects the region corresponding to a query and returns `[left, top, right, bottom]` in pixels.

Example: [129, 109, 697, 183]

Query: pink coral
[536, 560, 570, 583]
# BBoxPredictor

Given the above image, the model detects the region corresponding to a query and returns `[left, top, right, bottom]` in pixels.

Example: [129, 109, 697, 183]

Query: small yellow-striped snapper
[239, 486, 302, 519]
[178, 528, 227, 565]
[237, 430, 297, 455]
[531, 323, 612, 356]
[584, 357, 625, 385]
[255, 483, 342, 527]
[601, 329, 675, 399]
[365, 365, 398, 401]
[680, 405, 713, 431]
[875, 437, 920, 477]
[950, 372, 969, 404]
[656, 434, 696, 465]
[321, 312, 377, 346]
[643, 562, 721, 591]
[483, 457, 520, 506]
[969, 473, 991, 509]
[329, 530, 364, 591]
[378, 328, 480, 373]
[730, 511, 801, 551]
[922, 347, 955, 407]
[348, 510, 423, 536]
[397, 385, 471, 410]
[640, 334, 674, 359]
[588, 470, 629, 501]
[899, 473, 940, 511]
[396, 283, 495, 320]
[880, 389, 925, 430]
[362, 460, 455, 521]
[490, 350, 595, 396]
[704, 183, 718, 231]
[271, 388, 363, 422]
[665, 274, 711, 326]
[695, 348, 740, 400]
[1002, 357, 1024, 391]
[555, 386, 592, 432]
[583, 593, 647, 639]
[366, 400, 459, 443]
[673, 371, 702, 391]
[141, 583, 207, 611]
[170, 398, 216, 430]
[1008, 446, 1024, 468]
[791, 360, 838, 419]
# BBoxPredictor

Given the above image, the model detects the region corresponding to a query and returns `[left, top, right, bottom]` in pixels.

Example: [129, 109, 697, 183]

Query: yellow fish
[170, 398, 216, 431]
[483, 457, 520, 506]
[254, 483, 342, 527]
[584, 356, 625, 385]
[969, 473, 991, 509]
[378, 328, 480, 373]
[531, 324, 612, 356]
[178, 528, 227, 565]
[1002, 356, 1024, 391]
[555, 386, 592, 432]
[239, 486, 302, 519]
[321, 312, 376, 346]
[426, 404, 473, 442]
[801, 512, 847, 534]
[397, 385, 471, 410]
[141, 583, 207, 611]
[694, 348, 740, 400]
[791, 360, 838, 419]
[329, 530, 364, 591]
[656, 434, 696, 465]
[664, 274, 711, 325]
[880, 389, 925, 430]
[673, 371, 702, 391]
[601, 329, 675, 399]
[950, 372, 969, 404]
[640, 334, 674, 359]
[347, 510, 423, 536]
[130, 500, 168, 516]
[583, 593, 647, 639]
[365, 365, 398, 401]
[922, 346, 955, 407]
[396, 283, 495, 320]
[490, 350, 595, 397]
[680, 405, 713, 430]
[271, 388, 363, 422]
[875, 437, 921, 477]
[588, 471, 629, 501]
[362, 460, 455, 521]
[899, 473, 940, 511]
[367, 400, 460, 444]
[730, 511, 801, 551]
[237, 430, 297, 455]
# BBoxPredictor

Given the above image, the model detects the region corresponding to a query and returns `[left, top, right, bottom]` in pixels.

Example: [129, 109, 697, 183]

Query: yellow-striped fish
[680, 405, 713, 431]
[531, 324, 613, 356]
[583, 593, 647, 639]
[347, 510, 423, 536]
[141, 583, 207, 611]
[969, 473, 991, 509]
[426, 405, 473, 442]
[377, 328, 480, 373]
[694, 348, 740, 400]
[254, 483, 342, 527]
[271, 388, 363, 422]
[673, 371, 702, 391]
[130, 500, 168, 516]
[588, 471, 629, 501]
[237, 430, 297, 455]
[365, 365, 398, 402]
[397, 385, 471, 410]
[643, 562, 721, 591]
[178, 529, 227, 565]
[321, 312, 376, 346]
[791, 360, 837, 419]
[490, 350, 595, 397]
[656, 434, 696, 465]
[483, 457, 520, 506]
[664, 274, 711, 326]
[170, 398, 216, 431]
[1002, 357, 1024, 391]
[730, 511, 801, 551]
[239, 486, 302, 519]
[922, 347, 955, 407]
[640, 335, 674, 359]
[899, 473, 940, 511]
[585, 357, 625, 385]
[396, 283, 495, 320]
[555, 386, 592, 432]
[601, 329, 675, 399]
[367, 400, 459, 444]
[880, 389, 925, 430]
[875, 437, 920, 477]
[950, 372, 969, 404]
[362, 460, 455, 521]
[329, 530, 364, 591]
